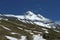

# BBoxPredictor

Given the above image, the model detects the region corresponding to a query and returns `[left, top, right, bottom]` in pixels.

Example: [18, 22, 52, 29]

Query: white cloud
[55, 20, 60, 25]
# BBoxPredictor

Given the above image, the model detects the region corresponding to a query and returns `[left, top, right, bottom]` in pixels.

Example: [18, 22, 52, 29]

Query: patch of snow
[3, 19, 8, 21]
[15, 15, 24, 19]
[30, 32, 34, 35]
[33, 34, 46, 40]
[33, 31, 42, 34]
[0, 25, 11, 31]
[42, 28, 48, 33]
[34, 22, 51, 28]
[5, 36, 26, 40]
[24, 29, 31, 32]
[3, 14, 15, 17]
[20, 24, 26, 27]
[5, 36, 18, 40]
[45, 30, 49, 33]
[54, 30, 60, 32]
[52, 26, 56, 29]
[0, 18, 3, 20]
[11, 32, 18, 34]
[42, 28, 47, 30]
[17, 27, 23, 30]
[20, 36, 27, 40]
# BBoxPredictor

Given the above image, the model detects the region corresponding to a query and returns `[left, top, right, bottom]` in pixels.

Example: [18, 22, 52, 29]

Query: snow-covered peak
[25, 11, 40, 20]
[0, 11, 56, 28]
[25, 11, 37, 19]
[26, 11, 34, 15]
[24, 11, 49, 22]
[0, 11, 49, 21]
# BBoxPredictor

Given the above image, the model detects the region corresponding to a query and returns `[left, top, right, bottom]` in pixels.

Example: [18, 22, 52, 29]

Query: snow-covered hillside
[2, 11, 58, 28]
[0, 11, 60, 40]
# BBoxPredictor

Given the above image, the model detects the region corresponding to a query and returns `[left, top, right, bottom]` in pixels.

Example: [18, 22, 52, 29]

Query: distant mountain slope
[0, 11, 60, 40]
[2, 11, 60, 29]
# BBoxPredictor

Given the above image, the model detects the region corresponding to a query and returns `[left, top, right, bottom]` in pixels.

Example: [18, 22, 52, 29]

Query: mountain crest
[0, 11, 59, 28]
[26, 11, 34, 15]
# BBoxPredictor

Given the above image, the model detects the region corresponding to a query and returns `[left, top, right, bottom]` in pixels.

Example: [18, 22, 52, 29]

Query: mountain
[2, 11, 59, 28]
[0, 11, 60, 40]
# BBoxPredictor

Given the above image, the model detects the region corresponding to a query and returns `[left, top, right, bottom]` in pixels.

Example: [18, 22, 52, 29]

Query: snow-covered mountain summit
[0, 11, 58, 28]
[15, 11, 56, 28]
[2, 11, 49, 21]
[24, 11, 50, 21]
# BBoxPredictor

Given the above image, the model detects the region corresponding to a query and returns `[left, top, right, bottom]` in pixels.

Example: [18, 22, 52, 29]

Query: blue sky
[0, 0, 60, 21]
